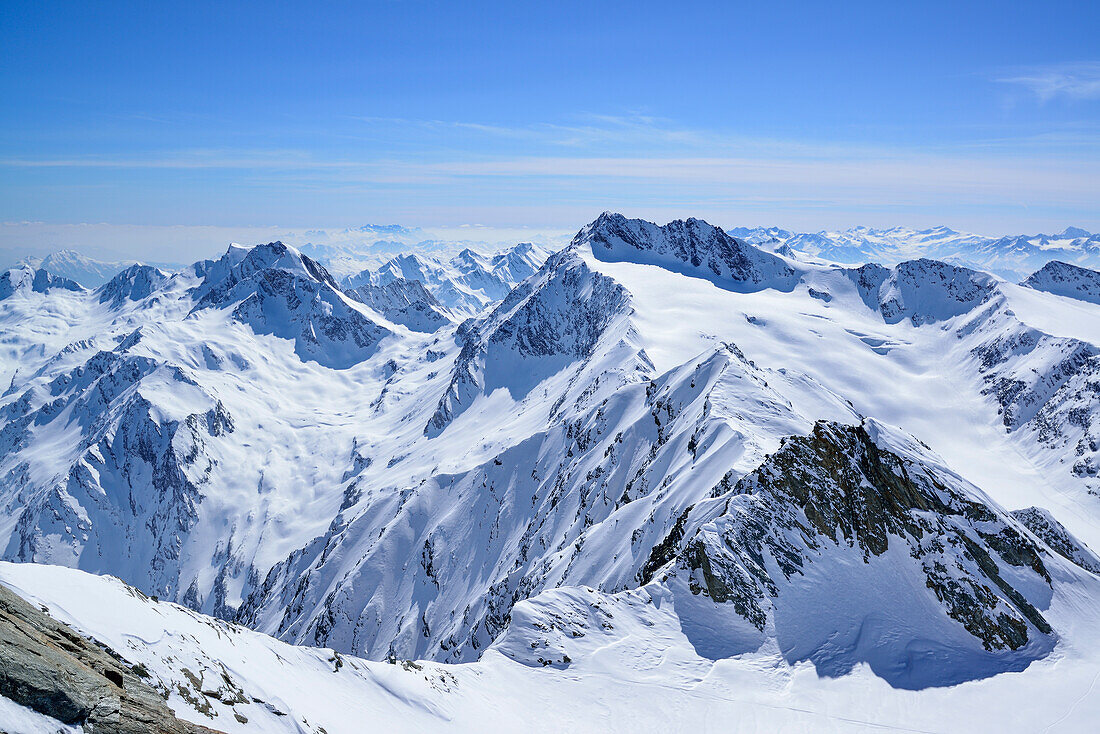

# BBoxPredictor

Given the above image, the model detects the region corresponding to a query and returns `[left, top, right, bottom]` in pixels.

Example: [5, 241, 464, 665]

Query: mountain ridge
[1, 215, 1099, 717]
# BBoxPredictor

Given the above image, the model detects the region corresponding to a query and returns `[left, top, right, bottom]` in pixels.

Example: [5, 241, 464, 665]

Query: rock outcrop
[1021, 260, 1100, 305]
[0, 580, 221, 733]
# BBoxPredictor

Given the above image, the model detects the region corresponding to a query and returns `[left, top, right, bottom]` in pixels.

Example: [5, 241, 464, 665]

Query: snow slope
[2, 215, 1100, 730]
[4, 554, 1100, 734]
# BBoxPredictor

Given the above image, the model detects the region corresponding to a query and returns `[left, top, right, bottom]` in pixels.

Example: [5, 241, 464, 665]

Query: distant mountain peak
[1021, 260, 1100, 305]
[191, 240, 389, 368]
[1061, 226, 1092, 239]
[574, 213, 797, 292]
[0, 265, 86, 299]
[96, 263, 170, 306]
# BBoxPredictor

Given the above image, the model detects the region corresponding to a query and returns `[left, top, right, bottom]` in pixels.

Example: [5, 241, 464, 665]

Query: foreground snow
[2, 561, 1099, 733]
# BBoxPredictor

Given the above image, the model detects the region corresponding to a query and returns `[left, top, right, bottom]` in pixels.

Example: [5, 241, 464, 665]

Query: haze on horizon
[2, 0, 1098, 262]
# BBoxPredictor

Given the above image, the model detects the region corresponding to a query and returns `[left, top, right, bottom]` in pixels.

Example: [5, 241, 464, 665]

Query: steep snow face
[96, 264, 171, 307]
[1021, 260, 1100, 305]
[237, 342, 857, 663]
[1, 338, 233, 605]
[488, 242, 546, 282]
[577, 213, 798, 292]
[346, 278, 454, 332]
[425, 248, 646, 437]
[192, 242, 392, 369]
[962, 301, 1100, 499]
[1012, 507, 1100, 574]
[845, 258, 998, 325]
[0, 267, 93, 392]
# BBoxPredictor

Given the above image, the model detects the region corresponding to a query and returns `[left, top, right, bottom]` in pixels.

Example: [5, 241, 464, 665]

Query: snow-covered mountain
[342, 242, 551, 318]
[12, 249, 183, 288]
[346, 277, 454, 332]
[300, 229, 558, 284]
[1021, 260, 1100, 305]
[738, 224, 1100, 281]
[1, 265, 85, 299]
[3, 214, 1100, 732]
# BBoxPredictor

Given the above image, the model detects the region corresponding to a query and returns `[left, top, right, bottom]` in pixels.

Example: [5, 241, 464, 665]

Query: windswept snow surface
[3, 561, 1100, 734]
[3, 215, 1100, 731]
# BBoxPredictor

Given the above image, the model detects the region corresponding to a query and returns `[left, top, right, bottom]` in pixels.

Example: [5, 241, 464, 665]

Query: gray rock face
[661, 421, 1058, 688]
[0, 580, 221, 733]
[1012, 506, 1100, 574]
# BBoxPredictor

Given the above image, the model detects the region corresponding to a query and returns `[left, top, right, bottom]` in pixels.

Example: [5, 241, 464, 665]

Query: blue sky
[1, 0, 1098, 244]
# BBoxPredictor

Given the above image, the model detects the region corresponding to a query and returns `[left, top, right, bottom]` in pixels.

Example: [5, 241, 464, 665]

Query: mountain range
[2, 214, 1100, 732]
[732, 224, 1100, 281]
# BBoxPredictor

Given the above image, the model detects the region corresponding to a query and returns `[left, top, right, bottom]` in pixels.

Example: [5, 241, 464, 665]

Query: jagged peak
[1025, 259, 1099, 279]
[573, 213, 797, 292]
[455, 247, 484, 262]
[659, 418, 1059, 688]
[198, 240, 338, 296]
[0, 265, 86, 299]
[843, 257, 999, 325]
[1061, 226, 1091, 239]
[96, 263, 170, 305]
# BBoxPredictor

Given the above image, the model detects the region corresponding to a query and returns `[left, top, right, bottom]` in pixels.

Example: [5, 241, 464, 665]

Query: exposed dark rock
[1012, 506, 1100, 574]
[674, 421, 1055, 653]
[578, 213, 797, 292]
[346, 277, 453, 332]
[0, 581, 221, 733]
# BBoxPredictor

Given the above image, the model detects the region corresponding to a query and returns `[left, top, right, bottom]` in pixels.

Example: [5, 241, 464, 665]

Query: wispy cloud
[3, 146, 1097, 211]
[343, 112, 721, 150]
[997, 62, 1100, 102]
[2, 113, 1096, 234]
